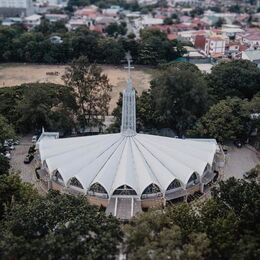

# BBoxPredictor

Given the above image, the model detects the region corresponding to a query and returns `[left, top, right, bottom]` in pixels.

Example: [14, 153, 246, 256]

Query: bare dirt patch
[0, 63, 153, 113]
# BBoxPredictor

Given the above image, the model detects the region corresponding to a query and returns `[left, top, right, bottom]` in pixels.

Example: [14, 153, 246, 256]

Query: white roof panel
[39, 133, 217, 196]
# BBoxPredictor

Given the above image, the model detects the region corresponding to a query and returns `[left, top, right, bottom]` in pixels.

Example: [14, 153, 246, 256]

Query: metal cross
[124, 52, 134, 78]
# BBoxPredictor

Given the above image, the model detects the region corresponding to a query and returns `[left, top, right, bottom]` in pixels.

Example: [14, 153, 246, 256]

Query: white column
[131, 197, 134, 217]
[114, 197, 118, 217]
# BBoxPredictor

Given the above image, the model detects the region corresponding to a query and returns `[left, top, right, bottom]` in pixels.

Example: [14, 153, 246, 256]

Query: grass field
[0, 63, 153, 113]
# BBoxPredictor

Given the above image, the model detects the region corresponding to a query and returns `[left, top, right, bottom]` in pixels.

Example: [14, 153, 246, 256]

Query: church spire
[121, 53, 136, 136]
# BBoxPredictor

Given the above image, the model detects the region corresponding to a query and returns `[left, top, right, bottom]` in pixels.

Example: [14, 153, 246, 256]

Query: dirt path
[0, 63, 153, 113]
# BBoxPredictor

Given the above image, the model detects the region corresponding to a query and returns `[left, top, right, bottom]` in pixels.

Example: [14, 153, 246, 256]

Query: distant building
[138, 0, 159, 6]
[239, 31, 260, 49]
[141, 16, 163, 27]
[45, 13, 68, 23]
[102, 5, 122, 17]
[0, 0, 33, 17]
[24, 14, 41, 28]
[205, 35, 225, 57]
[242, 50, 260, 68]
[1, 17, 22, 26]
[66, 17, 93, 31]
[170, 0, 199, 6]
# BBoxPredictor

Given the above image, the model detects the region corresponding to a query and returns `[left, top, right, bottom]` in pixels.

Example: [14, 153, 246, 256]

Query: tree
[98, 38, 125, 64]
[163, 17, 173, 25]
[125, 177, 260, 260]
[14, 84, 76, 134]
[34, 19, 68, 35]
[0, 115, 15, 145]
[188, 98, 250, 142]
[125, 204, 210, 260]
[244, 164, 260, 182]
[0, 83, 77, 135]
[0, 155, 10, 176]
[105, 22, 127, 37]
[228, 4, 241, 13]
[62, 56, 112, 130]
[0, 191, 122, 259]
[149, 63, 210, 134]
[138, 29, 185, 65]
[0, 174, 38, 220]
[207, 60, 260, 101]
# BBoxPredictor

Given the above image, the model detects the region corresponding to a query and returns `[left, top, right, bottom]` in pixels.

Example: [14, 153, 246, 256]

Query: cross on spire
[124, 52, 134, 81]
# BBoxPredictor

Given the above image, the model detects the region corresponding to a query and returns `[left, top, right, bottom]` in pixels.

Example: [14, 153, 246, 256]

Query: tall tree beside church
[63, 56, 112, 130]
[150, 63, 210, 134]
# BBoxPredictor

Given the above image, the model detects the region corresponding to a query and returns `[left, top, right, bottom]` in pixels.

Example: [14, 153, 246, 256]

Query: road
[223, 145, 260, 180]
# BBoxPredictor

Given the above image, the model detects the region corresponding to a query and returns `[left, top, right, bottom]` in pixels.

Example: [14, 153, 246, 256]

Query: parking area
[223, 145, 260, 180]
[10, 135, 39, 185]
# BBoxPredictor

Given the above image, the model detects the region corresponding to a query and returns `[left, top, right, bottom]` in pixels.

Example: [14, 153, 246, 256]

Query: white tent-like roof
[39, 55, 218, 200]
[39, 133, 217, 197]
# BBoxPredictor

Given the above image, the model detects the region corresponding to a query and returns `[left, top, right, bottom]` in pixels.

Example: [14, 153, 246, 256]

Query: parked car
[32, 135, 38, 143]
[234, 140, 242, 148]
[14, 140, 20, 145]
[9, 144, 15, 150]
[4, 152, 11, 160]
[28, 145, 36, 154]
[24, 154, 34, 164]
[222, 145, 228, 154]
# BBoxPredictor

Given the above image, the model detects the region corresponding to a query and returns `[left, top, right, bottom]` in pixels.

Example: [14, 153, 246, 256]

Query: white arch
[89, 182, 108, 195]
[166, 179, 183, 191]
[67, 177, 84, 189]
[141, 183, 162, 195]
[112, 185, 137, 196]
[186, 172, 200, 188]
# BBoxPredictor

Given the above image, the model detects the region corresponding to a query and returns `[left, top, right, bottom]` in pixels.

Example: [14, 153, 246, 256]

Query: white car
[4, 152, 11, 160]
[9, 145, 15, 150]
[32, 136, 38, 143]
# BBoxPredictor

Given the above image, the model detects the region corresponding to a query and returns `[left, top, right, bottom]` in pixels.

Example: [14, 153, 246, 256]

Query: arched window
[52, 170, 64, 183]
[142, 183, 161, 195]
[69, 177, 84, 189]
[203, 163, 211, 174]
[166, 179, 181, 191]
[113, 185, 137, 196]
[43, 160, 48, 169]
[187, 172, 199, 186]
[89, 183, 108, 194]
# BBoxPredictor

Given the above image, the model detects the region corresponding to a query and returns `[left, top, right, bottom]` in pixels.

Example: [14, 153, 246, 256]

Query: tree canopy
[0, 83, 77, 135]
[0, 114, 15, 145]
[125, 175, 260, 260]
[149, 63, 210, 134]
[62, 56, 112, 130]
[0, 189, 122, 259]
[0, 155, 10, 176]
[207, 60, 260, 101]
[188, 98, 250, 142]
[0, 174, 38, 220]
[0, 25, 185, 65]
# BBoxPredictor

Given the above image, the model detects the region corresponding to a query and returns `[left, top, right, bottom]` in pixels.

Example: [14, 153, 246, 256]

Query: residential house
[242, 50, 260, 68]
[24, 14, 42, 28]
[45, 13, 68, 23]
[205, 35, 226, 57]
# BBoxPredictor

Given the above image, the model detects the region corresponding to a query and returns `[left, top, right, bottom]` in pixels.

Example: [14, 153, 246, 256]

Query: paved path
[223, 145, 260, 180]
